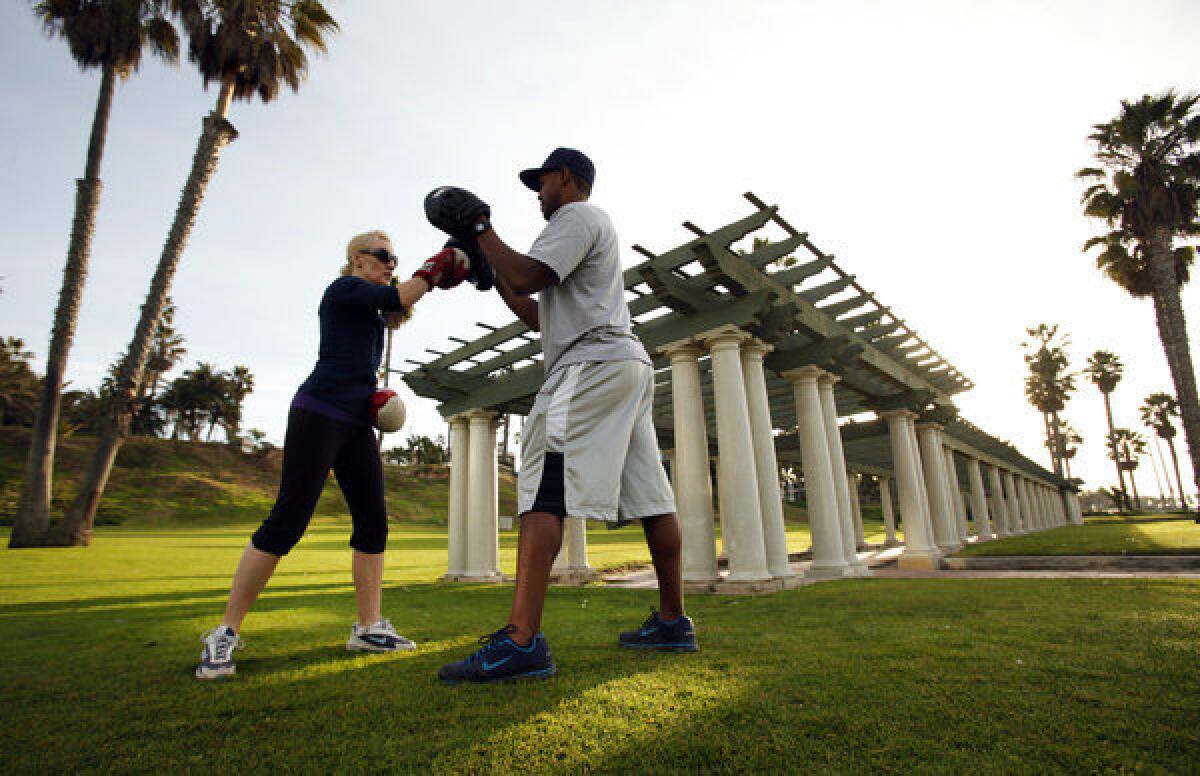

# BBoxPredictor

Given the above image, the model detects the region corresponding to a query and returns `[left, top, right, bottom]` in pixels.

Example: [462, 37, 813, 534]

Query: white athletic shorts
[517, 359, 677, 523]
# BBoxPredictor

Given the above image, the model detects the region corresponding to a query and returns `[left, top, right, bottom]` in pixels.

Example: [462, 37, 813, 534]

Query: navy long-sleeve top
[295, 276, 405, 422]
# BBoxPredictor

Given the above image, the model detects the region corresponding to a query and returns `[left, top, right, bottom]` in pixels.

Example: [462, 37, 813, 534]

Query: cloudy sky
[2, 1, 1198, 496]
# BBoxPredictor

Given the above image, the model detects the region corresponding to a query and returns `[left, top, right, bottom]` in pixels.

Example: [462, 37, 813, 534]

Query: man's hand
[444, 237, 495, 291]
[424, 186, 491, 241]
[412, 247, 470, 290]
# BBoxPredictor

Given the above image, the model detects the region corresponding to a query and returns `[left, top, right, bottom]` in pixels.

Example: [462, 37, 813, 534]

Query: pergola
[403, 193, 1081, 590]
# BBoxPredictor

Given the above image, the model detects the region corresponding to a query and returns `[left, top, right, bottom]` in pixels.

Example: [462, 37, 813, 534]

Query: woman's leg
[221, 545, 282, 631]
[333, 425, 390, 625]
[351, 550, 384, 625]
[224, 408, 340, 630]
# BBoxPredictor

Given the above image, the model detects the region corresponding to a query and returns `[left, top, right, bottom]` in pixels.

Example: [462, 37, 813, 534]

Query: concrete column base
[549, 568, 600, 586]
[712, 577, 785, 594]
[882, 538, 904, 548]
[805, 563, 849, 580]
[441, 572, 509, 583]
[897, 551, 942, 571]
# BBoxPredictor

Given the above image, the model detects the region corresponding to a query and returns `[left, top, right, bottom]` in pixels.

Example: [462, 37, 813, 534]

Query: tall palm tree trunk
[1127, 467, 1142, 511]
[1147, 229, 1200, 514]
[49, 83, 238, 547]
[1101, 392, 1130, 512]
[10, 65, 117, 548]
[1041, 412, 1058, 474]
[1167, 436, 1188, 508]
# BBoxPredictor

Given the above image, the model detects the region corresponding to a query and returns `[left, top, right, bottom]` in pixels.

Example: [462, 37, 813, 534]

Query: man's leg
[507, 511, 564, 646]
[642, 513, 684, 619]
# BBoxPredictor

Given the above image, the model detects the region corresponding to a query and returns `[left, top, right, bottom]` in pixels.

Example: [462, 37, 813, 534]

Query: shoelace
[201, 628, 244, 662]
[362, 618, 395, 635]
[471, 625, 518, 662]
[639, 608, 662, 631]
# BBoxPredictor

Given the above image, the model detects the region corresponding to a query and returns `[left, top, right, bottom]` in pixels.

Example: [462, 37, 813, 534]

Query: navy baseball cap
[519, 147, 595, 191]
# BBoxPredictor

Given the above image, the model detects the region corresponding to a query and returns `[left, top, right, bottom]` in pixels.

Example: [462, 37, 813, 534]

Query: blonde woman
[196, 231, 469, 680]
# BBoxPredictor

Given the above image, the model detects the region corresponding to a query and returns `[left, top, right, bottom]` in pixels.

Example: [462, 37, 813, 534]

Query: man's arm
[493, 271, 540, 331]
[477, 229, 558, 297]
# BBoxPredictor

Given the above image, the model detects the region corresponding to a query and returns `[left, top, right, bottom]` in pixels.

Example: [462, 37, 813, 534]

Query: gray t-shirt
[527, 201, 650, 375]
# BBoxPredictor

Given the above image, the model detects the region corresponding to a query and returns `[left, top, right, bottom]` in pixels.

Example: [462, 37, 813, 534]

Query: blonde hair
[341, 229, 392, 276]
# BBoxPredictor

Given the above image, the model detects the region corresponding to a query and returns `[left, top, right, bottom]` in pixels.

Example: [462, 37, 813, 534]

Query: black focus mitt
[425, 186, 490, 241]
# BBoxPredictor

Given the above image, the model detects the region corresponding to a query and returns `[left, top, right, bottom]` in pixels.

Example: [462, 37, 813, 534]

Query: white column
[1037, 485, 1051, 529]
[879, 476, 900, 546]
[741, 339, 793, 579]
[488, 415, 499, 574]
[445, 415, 470, 578]
[464, 409, 500, 579]
[847, 470, 867, 550]
[1019, 478, 1038, 531]
[986, 464, 1011, 538]
[785, 366, 848, 577]
[881, 410, 941, 568]
[965, 457, 995, 540]
[704, 326, 770, 582]
[1001, 470, 1024, 534]
[1056, 489, 1069, 525]
[565, 517, 589, 568]
[1069, 491, 1084, 524]
[818, 373, 869, 575]
[943, 448, 970, 542]
[663, 342, 719, 584]
[917, 424, 961, 553]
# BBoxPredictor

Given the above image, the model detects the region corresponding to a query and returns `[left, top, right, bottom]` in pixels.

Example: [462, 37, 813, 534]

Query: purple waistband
[291, 392, 366, 426]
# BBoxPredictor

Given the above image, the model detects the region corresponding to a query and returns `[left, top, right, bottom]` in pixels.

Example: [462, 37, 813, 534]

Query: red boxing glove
[413, 247, 471, 290]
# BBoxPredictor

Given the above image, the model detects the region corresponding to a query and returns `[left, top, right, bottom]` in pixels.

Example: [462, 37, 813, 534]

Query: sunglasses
[359, 248, 398, 265]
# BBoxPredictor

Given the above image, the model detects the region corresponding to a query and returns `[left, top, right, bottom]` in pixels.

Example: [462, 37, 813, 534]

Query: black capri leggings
[251, 407, 388, 556]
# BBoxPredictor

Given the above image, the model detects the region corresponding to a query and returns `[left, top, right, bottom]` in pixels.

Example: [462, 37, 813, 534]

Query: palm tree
[1108, 428, 1149, 511]
[11, 0, 179, 548]
[1141, 392, 1189, 509]
[46, 0, 339, 547]
[142, 297, 187, 399]
[1085, 350, 1131, 510]
[1023, 324, 1075, 477]
[1047, 419, 1082, 481]
[1078, 92, 1200, 514]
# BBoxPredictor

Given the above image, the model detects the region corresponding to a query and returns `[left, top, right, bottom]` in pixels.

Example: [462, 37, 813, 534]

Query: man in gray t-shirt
[437, 148, 697, 685]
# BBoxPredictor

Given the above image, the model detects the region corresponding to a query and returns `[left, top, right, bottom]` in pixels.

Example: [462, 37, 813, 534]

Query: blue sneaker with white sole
[438, 625, 556, 684]
[619, 609, 698, 652]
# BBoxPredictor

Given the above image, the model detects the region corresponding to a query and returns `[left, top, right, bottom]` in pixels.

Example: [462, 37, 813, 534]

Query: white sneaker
[346, 618, 416, 652]
[195, 625, 243, 680]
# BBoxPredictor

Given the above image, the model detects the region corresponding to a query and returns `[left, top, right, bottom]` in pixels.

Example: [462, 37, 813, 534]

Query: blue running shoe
[619, 609, 698, 652]
[438, 625, 557, 684]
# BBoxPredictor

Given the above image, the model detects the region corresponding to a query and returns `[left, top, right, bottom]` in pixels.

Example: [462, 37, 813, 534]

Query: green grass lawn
[955, 515, 1200, 557]
[3, 521, 1198, 772]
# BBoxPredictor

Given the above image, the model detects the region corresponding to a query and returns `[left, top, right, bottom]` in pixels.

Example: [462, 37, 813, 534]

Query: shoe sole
[439, 665, 557, 685]
[619, 642, 699, 652]
[195, 666, 236, 680]
[346, 638, 417, 653]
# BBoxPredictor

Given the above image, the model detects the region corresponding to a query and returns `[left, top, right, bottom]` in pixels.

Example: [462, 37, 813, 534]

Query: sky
[2, 0, 1198, 498]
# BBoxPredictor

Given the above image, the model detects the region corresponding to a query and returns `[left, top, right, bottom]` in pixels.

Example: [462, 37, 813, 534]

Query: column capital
[914, 421, 945, 433]
[816, 371, 841, 388]
[739, 338, 774, 359]
[447, 413, 472, 426]
[464, 408, 496, 423]
[659, 340, 704, 361]
[782, 364, 827, 384]
[878, 408, 917, 422]
[699, 324, 751, 351]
